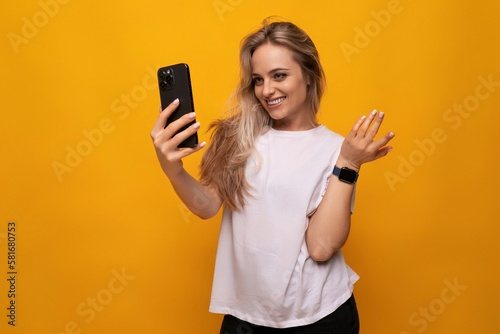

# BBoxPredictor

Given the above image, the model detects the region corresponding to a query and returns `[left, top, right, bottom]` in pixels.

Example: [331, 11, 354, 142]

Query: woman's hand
[150, 99, 206, 175]
[337, 109, 395, 170]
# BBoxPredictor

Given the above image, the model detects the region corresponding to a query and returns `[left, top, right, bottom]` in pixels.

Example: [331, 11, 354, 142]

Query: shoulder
[316, 125, 344, 144]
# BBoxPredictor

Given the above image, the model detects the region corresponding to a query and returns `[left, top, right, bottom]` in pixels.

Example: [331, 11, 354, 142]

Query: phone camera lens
[159, 68, 174, 90]
[159, 69, 172, 78]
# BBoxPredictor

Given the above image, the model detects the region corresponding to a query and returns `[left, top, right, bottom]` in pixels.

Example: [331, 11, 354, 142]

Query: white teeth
[267, 97, 285, 105]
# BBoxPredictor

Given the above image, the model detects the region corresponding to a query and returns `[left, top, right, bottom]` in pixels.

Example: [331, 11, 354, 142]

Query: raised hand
[150, 99, 206, 175]
[337, 109, 395, 171]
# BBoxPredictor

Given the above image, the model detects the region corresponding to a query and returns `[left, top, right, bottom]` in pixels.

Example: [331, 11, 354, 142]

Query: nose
[262, 79, 275, 97]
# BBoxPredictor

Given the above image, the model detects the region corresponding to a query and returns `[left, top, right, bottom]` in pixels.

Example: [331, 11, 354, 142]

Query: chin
[268, 112, 286, 122]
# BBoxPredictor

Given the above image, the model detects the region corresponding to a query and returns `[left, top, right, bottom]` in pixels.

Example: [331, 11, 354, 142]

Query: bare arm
[150, 99, 222, 219]
[306, 110, 395, 262]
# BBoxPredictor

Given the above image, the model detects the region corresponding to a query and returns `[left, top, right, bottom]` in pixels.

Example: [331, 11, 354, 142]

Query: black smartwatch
[332, 166, 359, 184]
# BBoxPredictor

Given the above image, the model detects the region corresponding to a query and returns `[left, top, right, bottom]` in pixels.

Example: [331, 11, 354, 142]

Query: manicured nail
[188, 112, 196, 119]
[360, 115, 366, 120]
[371, 109, 377, 116]
[200, 141, 207, 148]
[172, 98, 179, 105]
[193, 122, 200, 129]
[389, 131, 395, 137]
[379, 111, 385, 118]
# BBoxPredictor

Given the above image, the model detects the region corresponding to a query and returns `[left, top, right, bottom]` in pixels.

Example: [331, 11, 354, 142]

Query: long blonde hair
[200, 20, 326, 210]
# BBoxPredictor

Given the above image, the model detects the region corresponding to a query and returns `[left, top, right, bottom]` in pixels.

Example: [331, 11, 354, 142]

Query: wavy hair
[200, 20, 326, 210]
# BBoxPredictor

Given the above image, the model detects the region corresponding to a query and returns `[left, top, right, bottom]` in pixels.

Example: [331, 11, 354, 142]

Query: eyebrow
[251, 67, 291, 76]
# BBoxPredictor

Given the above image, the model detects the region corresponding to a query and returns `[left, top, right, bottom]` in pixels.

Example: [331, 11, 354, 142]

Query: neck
[272, 119, 319, 131]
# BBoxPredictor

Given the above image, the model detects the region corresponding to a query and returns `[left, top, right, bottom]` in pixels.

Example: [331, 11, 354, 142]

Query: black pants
[219, 294, 359, 334]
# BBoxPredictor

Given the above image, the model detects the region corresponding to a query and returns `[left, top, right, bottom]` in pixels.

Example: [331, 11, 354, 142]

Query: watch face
[339, 167, 357, 183]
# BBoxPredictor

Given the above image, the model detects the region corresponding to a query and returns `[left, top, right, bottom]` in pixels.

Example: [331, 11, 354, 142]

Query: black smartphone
[157, 63, 198, 148]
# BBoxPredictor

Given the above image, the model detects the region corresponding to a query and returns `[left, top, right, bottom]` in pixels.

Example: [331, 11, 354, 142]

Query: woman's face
[251, 43, 313, 131]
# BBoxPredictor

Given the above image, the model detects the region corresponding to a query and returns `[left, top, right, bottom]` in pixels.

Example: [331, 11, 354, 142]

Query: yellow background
[1, 0, 499, 333]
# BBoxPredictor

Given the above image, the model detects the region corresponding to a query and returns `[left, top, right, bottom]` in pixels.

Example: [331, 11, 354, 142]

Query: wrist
[162, 160, 184, 177]
[335, 157, 360, 173]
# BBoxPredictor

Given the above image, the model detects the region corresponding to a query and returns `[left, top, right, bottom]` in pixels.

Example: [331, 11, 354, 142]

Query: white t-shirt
[209, 125, 359, 328]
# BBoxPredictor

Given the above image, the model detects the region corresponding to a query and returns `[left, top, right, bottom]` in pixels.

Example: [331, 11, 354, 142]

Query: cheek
[286, 79, 305, 93]
[297, 83, 309, 101]
[253, 86, 264, 100]
[287, 82, 307, 102]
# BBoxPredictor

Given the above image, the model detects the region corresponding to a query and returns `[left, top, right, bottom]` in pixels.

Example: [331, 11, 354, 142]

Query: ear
[306, 73, 312, 86]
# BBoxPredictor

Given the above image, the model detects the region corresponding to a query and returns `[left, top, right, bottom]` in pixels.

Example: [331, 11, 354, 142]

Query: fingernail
[172, 98, 179, 104]
[371, 109, 377, 116]
[200, 141, 207, 148]
[188, 112, 196, 119]
[389, 131, 395, 137]
[361, 115, 366, 120]
[379, 111, 385, 118]
[193, 122, 200, 129]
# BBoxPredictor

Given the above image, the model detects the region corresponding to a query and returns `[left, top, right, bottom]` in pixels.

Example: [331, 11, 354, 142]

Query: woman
[151, 20, 394, 333]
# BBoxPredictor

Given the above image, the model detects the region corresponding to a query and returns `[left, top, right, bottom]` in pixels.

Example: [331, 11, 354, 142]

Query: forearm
[164, 163, 222, 220]
[306, 159, 357, 262]
[306, 110, 394, 262]
[150, 99, 221, 219]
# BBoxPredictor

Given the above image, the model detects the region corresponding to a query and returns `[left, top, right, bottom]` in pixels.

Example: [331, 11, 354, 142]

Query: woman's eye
[253, 77, 264, 85]
[274, 73, 287, 80]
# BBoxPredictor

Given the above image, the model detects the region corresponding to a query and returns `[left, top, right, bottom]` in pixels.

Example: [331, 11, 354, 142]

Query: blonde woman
[151, 20, 394, 333]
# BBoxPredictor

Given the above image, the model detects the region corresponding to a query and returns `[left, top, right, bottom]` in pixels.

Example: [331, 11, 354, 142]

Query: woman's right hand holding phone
[150, 98, 206, 177]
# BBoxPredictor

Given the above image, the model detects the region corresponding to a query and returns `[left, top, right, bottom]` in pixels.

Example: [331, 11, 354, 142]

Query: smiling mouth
[267, 97, 286, 106]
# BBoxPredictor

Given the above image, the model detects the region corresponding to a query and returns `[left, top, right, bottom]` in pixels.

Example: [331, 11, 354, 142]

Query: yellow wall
[1, 0, 499, 333]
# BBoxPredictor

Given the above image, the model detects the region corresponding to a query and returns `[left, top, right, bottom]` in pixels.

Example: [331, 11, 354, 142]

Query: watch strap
[332, 165, 359, 183]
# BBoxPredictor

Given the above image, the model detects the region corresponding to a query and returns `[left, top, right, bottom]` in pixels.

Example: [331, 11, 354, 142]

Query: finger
[171, 121, 202, 147]
[182, 141, 207, 154]
[348, 114, 368, 138]
[357, 109, 378, 137]
[365, 111, 386, 139]
[151, 99, 180, 136]
[371, 131, 395, 152]
[164, 111, 198, 140]
[375, 141, 394, 159]
[170, 140, 207, 161]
